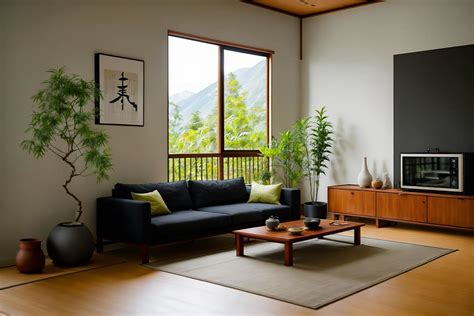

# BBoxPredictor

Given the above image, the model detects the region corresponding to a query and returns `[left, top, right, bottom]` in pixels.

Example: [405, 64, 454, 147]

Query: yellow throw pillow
[248, 182, 282, 204]
[131, 190, 171, 216]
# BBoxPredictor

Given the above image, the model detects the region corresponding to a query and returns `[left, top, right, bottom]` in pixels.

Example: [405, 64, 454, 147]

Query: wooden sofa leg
[140, 244, 150, 264]
[96, 236, 104, 253]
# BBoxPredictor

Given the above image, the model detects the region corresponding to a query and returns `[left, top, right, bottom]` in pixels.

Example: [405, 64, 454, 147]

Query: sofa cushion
[113, 181, 193, 212]
[188, 177, 249, 208]
[155, 181, 193, 212]
[197, 203, 292, 224]
[131, 190, 171, 216]
[248, 182, 282, 204]
[150, 210, 231, 237]
[197, 204, 262, 225]
[254, 203, 292, 220]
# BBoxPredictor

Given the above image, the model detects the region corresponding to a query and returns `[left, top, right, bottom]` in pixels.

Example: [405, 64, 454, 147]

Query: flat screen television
[401, 153, 473, 194]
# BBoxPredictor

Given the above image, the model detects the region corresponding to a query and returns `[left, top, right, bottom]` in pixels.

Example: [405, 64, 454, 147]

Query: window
[168, 32, 271, 183]
[223, 50, 268, 150]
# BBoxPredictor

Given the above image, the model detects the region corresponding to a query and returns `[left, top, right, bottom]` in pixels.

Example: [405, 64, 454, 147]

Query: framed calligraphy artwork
[95, 53, 144, 126]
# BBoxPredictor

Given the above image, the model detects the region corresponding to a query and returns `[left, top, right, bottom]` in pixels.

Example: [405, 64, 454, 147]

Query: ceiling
[242, 0, 380, 18]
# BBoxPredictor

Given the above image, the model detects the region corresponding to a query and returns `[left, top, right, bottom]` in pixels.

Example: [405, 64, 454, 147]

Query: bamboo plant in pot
[302, 107, 333, 219]
[21, 68, 112, 266]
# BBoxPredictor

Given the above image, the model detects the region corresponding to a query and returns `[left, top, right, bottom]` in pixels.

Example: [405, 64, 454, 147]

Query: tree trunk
[62, 157, 82, 222]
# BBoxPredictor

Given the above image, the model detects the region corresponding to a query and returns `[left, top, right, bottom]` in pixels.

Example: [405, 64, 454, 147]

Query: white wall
[0, 4, 5, 239]
[0, 0, 300, 264]
[301, 0, 474, 202]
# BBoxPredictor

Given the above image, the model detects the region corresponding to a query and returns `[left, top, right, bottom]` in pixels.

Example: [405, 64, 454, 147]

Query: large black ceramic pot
[304, 202, 328, 219]
[47, 222, 94, 266]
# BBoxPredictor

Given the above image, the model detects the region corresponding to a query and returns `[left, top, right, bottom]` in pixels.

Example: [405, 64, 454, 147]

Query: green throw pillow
[248, 182, 282, 204]
[131, 190, 171, 216]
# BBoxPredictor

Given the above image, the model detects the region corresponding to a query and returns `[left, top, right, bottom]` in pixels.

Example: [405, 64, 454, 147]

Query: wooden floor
[0, 220, 473, 315]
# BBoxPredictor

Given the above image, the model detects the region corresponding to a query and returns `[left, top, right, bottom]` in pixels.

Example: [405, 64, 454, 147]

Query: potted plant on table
[302, 106, 334, 219]
[21, 68, 112, 266]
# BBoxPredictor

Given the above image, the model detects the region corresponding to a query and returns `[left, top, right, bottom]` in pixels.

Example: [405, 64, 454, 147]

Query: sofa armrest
[96, 197, 151, 244]
[280, 188, 301, 220]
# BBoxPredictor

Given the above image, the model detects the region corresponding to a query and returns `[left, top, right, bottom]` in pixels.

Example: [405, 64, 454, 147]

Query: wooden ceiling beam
[241, 0, 383, 18]
[240, 0, 301, 17]
[300, 0, 383, 18]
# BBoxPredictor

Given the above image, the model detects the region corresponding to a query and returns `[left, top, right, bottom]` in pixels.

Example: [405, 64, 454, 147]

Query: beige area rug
[145, 235, 455, 309]
[0, 253, 125, 290]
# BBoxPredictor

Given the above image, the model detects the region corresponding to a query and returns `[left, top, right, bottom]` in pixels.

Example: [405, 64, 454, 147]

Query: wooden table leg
[235, 234, 244, 256]
[354, 227, 361, 245]
[284, 242, 293, 266]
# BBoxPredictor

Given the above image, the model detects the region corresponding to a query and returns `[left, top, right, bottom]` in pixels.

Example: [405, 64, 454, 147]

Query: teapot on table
[265, 216, 280, 230]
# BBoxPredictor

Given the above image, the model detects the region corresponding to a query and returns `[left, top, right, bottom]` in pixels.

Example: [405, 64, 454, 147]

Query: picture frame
[95, 53, 145, 126]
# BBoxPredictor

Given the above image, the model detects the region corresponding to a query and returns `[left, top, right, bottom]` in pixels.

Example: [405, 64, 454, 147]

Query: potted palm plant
[22, 68, 112, 266]
[302, 107, 333, 219]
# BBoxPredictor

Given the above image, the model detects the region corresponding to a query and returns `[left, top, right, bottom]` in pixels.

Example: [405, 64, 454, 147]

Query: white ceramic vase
[357, 157, 372, 188]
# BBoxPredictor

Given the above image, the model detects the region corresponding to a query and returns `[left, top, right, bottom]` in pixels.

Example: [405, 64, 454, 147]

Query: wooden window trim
[168, 30, 274, 55]
[167, 31, 272, 181]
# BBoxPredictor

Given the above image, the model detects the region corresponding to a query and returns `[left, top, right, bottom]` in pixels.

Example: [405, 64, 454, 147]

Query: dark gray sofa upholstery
[150, 210, 231, 240]
[96, 177, 300, 263]
[197, 203, 292, 225]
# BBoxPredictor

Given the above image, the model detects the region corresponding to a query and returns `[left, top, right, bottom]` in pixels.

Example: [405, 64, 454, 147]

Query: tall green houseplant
[22, 68, 112, 222]
[303, 106, 333, 218]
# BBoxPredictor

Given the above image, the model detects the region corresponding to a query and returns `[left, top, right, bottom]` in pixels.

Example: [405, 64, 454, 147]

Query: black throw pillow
[113, 181, 193, 212]
[188, 177, 249, 209]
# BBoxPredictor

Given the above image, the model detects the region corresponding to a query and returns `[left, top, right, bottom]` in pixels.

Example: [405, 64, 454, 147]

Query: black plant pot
[47, 222, 94, 266]
[304, 202, 328, 219]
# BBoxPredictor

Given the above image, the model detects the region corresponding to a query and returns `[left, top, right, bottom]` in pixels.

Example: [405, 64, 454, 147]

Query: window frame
[167, 31, 272, 180]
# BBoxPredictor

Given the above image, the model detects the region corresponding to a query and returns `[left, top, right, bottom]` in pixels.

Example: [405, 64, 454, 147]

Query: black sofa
[96, 178, 301, 263]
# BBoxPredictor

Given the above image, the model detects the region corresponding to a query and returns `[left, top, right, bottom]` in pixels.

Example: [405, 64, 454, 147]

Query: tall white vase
[357, 157, 372, 188]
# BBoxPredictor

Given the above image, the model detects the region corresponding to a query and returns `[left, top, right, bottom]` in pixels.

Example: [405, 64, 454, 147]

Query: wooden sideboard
[328, 185, 474, 230]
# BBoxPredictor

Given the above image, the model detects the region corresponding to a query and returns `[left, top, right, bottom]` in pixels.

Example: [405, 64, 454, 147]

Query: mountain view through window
[168, 36, 268, 154]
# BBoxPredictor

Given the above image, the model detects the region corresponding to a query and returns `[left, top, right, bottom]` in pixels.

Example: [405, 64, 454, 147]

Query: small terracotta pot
[16, 238, 46, 274]
[371, 180, 383, 190]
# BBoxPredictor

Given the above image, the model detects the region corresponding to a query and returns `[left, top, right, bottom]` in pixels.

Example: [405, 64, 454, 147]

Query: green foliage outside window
[168, 73, 266, 155]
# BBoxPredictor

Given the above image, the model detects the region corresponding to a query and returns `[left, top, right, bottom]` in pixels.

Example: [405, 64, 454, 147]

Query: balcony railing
[168, 151, 267, 184]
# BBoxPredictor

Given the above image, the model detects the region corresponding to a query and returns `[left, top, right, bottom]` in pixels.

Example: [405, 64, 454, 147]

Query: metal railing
[168, 151, 267, 183]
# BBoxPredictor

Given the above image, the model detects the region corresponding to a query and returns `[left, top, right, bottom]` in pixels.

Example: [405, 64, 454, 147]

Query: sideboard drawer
[328, 189, 376, 216]
[428, 197, 474, 228]
[377, 193, 427, 222]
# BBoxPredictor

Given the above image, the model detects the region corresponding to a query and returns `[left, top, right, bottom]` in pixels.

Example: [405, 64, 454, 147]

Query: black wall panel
[393, 44, 474, 187]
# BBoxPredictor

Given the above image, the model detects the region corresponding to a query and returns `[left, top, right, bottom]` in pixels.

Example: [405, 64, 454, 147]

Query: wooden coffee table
[233, 219, 365, 266]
